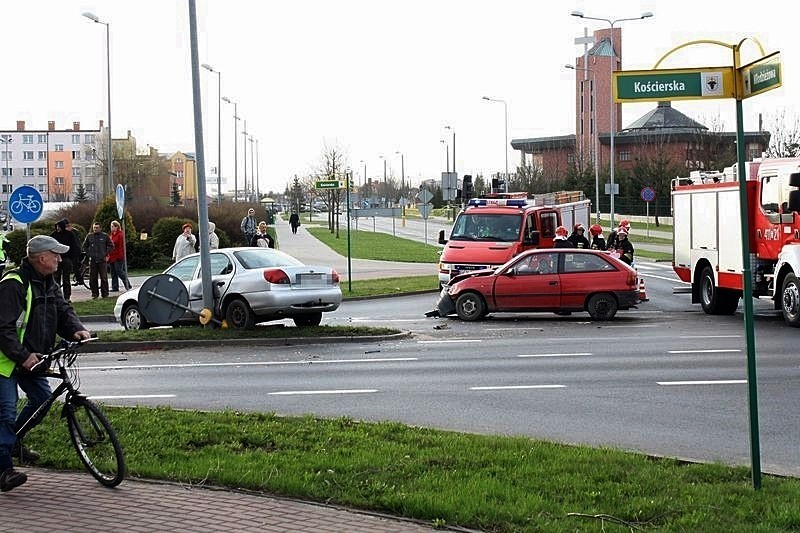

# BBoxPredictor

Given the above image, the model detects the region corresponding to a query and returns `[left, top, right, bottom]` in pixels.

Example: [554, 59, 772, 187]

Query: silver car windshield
[450, 213, 521, 242]
[233, 249, 304, 269]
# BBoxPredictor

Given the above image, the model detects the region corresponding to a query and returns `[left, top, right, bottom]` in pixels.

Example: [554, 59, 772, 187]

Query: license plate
[298, 273, 325, 286]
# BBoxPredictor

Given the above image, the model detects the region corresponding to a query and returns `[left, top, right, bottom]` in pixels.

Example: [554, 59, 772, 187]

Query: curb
[79, 331, 412, 353]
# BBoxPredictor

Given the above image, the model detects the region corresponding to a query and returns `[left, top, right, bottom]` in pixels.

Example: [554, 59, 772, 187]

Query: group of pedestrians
[552, 220, 635, 265]
[240, 208, 275, 248]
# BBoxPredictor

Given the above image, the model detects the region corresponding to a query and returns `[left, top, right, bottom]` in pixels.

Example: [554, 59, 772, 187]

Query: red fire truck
[672, 157, 800, 326]
[437, 192, 591, 287]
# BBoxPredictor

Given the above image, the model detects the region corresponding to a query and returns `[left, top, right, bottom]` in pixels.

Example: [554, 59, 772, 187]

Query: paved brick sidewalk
[0, 468, 440, 532]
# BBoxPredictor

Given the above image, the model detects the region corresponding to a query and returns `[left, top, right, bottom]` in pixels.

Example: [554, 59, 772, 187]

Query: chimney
[73, 121, 81, 131]
[99, 119, 104, 129]
[48, 121, 56, 131]
[16, 120, 25, 131]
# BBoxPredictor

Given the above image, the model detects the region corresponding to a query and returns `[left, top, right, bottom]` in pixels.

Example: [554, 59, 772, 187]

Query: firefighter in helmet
[567, 223, 590, 249]
[553, 226, 572, 248]
[589, 224, 607, 250]
[611, 225, 634, 265]
[607, 219, 631, 250]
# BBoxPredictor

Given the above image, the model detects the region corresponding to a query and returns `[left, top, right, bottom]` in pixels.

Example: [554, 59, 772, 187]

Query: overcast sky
[3, 0, 796, 194]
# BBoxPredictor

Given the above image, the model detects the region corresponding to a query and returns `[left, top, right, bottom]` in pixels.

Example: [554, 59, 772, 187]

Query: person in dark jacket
[553, 226, 573, 248]
[50, 218, 82, 303]
[289, 211, 300, 235]
[82, 222, 114, 299]
[567, 223, 590, 249]
[250, 221, 275, 248]
[611, 226, 635, 265]
[589, 224, 607, 251]
[0, 235, 91, 491]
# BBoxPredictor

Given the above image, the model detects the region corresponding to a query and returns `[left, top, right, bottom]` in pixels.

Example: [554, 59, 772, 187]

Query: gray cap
[27, 235, 70, 255]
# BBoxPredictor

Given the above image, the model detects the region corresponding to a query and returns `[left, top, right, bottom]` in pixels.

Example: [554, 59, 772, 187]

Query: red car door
[492, 252, 561, 310]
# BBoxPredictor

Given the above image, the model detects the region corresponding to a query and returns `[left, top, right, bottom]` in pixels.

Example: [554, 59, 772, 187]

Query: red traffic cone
[638, 277, 649, 302]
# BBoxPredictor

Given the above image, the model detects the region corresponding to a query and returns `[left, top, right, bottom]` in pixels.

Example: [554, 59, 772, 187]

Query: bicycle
[16, 338, 126, 487]
[72, 253, 91, 289]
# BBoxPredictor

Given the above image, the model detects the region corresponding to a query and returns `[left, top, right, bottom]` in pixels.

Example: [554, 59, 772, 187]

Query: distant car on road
[436, 248, 639, 321]
[114, 247, 342, 330]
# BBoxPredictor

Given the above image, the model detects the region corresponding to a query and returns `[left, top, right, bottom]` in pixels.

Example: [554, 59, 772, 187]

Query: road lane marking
[518, 353, 591, 357]
[269, 389, 378, 395]
[417, 339, 482, 344]
[678, 335, 741, 339]
[88, 394, 176, 399]
[667, 349, 741, 354]
[80, 357, 418, 371]
[641, 272, 686, 283]
[657, 380, 746, 386]
[470, 385, 566, 391]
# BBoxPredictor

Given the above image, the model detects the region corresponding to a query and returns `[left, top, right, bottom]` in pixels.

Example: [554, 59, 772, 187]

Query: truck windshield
[450, 213, 522, 241]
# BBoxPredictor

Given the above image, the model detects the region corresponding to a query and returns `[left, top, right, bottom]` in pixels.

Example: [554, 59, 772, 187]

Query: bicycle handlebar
[30, 337, 97, 372]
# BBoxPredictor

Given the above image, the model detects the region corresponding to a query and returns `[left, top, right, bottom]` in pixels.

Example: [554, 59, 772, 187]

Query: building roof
[588, 37, 613, 58]
[622, 101, 707, 132]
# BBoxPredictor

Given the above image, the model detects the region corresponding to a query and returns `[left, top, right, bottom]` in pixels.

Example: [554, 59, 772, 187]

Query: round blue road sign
[9, 185, 44, 224]
[640, 186, 656, 203]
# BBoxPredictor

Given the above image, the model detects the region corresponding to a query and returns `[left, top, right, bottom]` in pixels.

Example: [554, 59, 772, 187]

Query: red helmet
[573, 223, 585, 232]
[618, 219, 631, 230]
[589, 224, 602, 236]
[555, 226, 568, 237]
[617, 226, 629, 236]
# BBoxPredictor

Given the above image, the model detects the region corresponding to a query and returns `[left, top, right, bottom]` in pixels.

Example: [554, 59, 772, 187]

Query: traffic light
[491, 174, 505, 193]
[462, 175, 474, 200]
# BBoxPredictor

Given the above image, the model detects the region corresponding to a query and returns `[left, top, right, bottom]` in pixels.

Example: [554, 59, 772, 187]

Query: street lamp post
[445, 126, 455, 175]
[570, 10, 653, 227]
[241, 119, 248, 202]
[395, 151, 405, 221]
[255, 138, 259, 202]
[221, 96, 238, 201]
[481, 96, 509, 192]
[359, 160, 366, 188]
[82, 11, 113, 197]
[378, 155, 387, 207]
[249, 135, 255, 202]
[565, 64, 600, 223]
[201, 63, 222, 204]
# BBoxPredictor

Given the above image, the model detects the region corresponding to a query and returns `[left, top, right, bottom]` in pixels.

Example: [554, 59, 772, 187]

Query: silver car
[114, 247, 342, 330]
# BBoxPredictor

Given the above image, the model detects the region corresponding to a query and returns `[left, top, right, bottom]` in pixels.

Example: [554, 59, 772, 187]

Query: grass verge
[95, 324, 399, 342]
[306, 226, 440, 263]
[29, 407, 800, 531]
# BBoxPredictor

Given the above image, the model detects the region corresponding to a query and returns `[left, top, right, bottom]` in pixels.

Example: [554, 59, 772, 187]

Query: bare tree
[764, 108, 800, 157]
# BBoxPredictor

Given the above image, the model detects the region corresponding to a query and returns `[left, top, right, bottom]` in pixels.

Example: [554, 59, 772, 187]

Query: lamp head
[641, 12, 654, 18]
[82, 11, 100, 22]
[570, 10, 584, 18]
[201, 63, 215, 72]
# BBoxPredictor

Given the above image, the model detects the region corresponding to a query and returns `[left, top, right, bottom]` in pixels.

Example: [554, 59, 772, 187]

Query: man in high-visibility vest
[0, 235, 91, 492]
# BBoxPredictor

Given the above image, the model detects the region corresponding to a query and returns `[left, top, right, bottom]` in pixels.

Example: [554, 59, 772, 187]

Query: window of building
[37, 134, 47, 143]
[23, 151, 34, 160]
[72, 150, 81, 160]
[38, 184, 47, 193]
[1, 184, 12, 194]
[86, 183, 96, 193]
[85, 134, 95, 144]
[54, 144, 64, 152]
[1, 151, 11, 162]
[55, 177, 65, 185]
[72, 168, 81, 177]
[85, 150, 96, 160]
[23, 168, 34, 177]
[1, 168, 11, 177]
[567, 153, 576, 165]
[55, 160, 64, 169]
[177, 171, 184, 178]
[38, 168, 47, 177]
[618, 151, 631, 162]
[748, 143, 761, 160]
[71, 134, 81, 144]
[37, 151, 46, 160]
[22, 134, 34, 144]
[85, 167, 95, 177]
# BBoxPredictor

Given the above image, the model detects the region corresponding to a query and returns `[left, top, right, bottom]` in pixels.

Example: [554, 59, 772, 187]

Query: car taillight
[263, 268, 290, 284]
[331, 270, 340, 283]
[627, 272, 637, 286]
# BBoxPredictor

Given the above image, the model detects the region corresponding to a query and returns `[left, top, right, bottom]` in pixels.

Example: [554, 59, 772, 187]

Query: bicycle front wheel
[65, 396, 126, 487]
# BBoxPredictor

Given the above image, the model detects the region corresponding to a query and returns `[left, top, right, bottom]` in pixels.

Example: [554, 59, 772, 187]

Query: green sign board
[315, 180, 344, 189]
[614, 67, 735, 102]
[741, 52, 782, 98]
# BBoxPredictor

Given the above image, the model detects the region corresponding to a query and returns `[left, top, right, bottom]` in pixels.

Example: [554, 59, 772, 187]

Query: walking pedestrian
[240, 208, 257, 246]
[207, 222, 219, 250]
[172, 223, 197, 263]
[82, 222, 114, 299]
[289, 211, 300, 235]
[50, 219, 82, 303]
[108, 221, 132, 292]
[250, 221, 275, 248]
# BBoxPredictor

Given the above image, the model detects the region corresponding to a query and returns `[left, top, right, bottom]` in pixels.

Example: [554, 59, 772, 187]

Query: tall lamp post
[481, 96, 509, 192]
[249, 135, 255, 203]
[378, 154, 387, 207]
[565, 64, 600, 223]
[445, 126, 455, 175]
[395, 151, 405, 221]
[241, 119, 248, 202]
[359, 159, 366, 188]
[82, 11, 113, 197]
[570, 10, 653, 227]
[201, 63, 222, 204]
[221, 96, 238, 201]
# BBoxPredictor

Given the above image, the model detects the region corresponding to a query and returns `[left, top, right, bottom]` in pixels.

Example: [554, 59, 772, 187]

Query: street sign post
[9, 185, 43, 240]
[641, 186, 656, 237]
[741, 51, 782, 98]
[115, 183, 125, 219]
[314, 180, 344, 190]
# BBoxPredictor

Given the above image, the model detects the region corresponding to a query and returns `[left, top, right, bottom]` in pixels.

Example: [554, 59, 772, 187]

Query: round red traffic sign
[640, 186, 656, 203]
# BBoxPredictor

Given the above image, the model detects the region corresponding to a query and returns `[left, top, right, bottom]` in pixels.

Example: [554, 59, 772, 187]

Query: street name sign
[614, 66, 735, 102]
[315, 180, 344, 189]
[741, 52, 782, 98]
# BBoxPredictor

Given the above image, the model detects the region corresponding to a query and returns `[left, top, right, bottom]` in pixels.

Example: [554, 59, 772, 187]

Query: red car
[436, 248, 640, 321]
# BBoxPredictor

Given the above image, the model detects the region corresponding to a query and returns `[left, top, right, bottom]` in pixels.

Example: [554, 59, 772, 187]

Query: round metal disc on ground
[138, 274, 190, 325]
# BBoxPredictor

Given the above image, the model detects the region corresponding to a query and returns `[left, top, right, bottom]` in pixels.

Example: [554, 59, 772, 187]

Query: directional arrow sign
[315, 180, 344, 189]
[614, 66, 735, 102]
[740, 52, 782, 99]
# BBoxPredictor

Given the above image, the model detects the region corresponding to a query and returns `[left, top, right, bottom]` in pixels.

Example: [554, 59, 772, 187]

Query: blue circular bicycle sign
[9, 185, 44, 224]
[640, 186, 656, 203]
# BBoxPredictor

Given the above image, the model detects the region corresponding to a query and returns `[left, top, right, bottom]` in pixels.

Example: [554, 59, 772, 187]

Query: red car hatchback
[436, 248, 640, 321]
